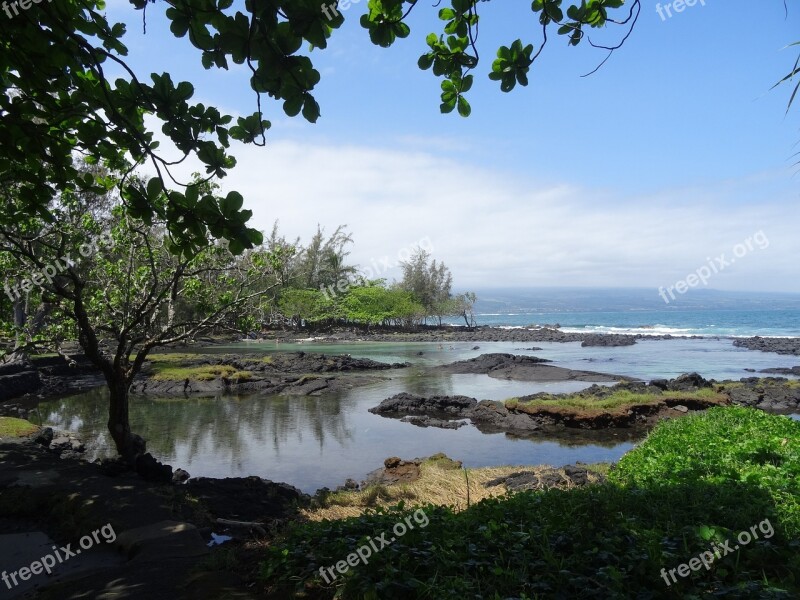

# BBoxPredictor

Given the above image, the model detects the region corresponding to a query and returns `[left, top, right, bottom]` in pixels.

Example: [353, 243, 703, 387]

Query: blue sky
[106, 1, 800, 294]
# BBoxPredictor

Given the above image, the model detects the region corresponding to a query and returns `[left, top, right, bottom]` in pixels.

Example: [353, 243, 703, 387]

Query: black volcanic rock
[733, 337, 800, 356]
[760, 366, 800, 376]
[439, 353, 628, 382]
[369, 393, 477, 417]
[581, 335, 637, 347]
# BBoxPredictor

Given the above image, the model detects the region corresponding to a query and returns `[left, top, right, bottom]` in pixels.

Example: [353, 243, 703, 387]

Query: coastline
[247, 325, 800, 351]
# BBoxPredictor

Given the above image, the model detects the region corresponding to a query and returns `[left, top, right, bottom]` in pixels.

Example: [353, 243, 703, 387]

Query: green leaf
[418, 54, 434, 70]
[457, 96, 471, 117]
[221, 191, 244, 217]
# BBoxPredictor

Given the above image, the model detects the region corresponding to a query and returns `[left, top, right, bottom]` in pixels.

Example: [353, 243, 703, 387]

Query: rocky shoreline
[3, 328, 798, 407]
[436, 352, 631, 382]
[259, 325, 696, 345]
[130, 352, 408, 396]
[368, 373, 800, 435]
[733, 336, 800, 356]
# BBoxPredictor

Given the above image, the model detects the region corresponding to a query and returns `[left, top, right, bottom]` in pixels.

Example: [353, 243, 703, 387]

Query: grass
[505, 388, 726, 416]
[0, 416, 39, 437]
[306, 459, 607, 521]
[146, 352, 208, 363]
[150, 363, 253, 382]
[261, 407, 800, 599]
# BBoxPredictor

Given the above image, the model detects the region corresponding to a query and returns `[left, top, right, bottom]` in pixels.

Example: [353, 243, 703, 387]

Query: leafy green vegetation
[0, 417, 39, 437]
[611, 406, 800, 532]
[261, 407, 800, 599]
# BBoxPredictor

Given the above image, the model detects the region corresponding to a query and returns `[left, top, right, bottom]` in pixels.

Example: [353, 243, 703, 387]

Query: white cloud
[140, 133, 800, 293]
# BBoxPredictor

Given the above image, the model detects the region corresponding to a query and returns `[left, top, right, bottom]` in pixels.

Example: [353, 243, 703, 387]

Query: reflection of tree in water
[397, 366, 455, 397]
[37, 387, 357, 466]
[266, 393, 356, 454]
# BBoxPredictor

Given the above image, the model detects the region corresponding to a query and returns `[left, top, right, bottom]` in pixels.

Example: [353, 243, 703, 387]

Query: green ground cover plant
[261, 407, 800, 599]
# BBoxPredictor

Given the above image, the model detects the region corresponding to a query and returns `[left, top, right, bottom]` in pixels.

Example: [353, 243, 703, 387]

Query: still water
[36, 339, 800, 493]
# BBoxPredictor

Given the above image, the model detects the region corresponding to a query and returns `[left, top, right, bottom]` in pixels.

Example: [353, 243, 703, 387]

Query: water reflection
[39, 387, 358, 467]
[39, 338, 800, 493]
[38, 376, 634, 493]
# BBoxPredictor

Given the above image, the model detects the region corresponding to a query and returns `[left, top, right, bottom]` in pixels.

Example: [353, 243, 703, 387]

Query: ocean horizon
[445, 288, 800, 338]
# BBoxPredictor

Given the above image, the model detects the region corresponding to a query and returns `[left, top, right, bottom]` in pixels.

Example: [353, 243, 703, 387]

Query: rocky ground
[0, 355, 104, 405]
[0, 351, 409, 408]
[0, 433, 307, 599]
[436, 352, 630, 382]
[260, 325, 690, 345]
[369, 373, 800, 435]
[733, 336, 800, 356]
[130, 352, 408, 396]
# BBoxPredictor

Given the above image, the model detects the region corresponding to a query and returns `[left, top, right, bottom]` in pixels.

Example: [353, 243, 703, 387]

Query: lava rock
[32, 427, 54, 447]
[172, 468, 191, 484]
[135, 452, 174, 484]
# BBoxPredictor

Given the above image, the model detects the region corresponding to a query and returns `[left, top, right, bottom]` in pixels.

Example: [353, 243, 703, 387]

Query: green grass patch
[261, 407, 800, 599]
[150, 363, 252, 381]
[0, 416, 39, 437]
[505, 388, 724, 415]
[146, 352, 208, 363]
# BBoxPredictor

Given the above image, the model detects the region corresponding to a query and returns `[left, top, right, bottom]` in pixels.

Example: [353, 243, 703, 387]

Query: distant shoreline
[249, 325, 800, 353]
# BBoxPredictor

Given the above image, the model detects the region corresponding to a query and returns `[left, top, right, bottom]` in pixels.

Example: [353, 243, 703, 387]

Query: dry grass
[302, 460, 605, 522]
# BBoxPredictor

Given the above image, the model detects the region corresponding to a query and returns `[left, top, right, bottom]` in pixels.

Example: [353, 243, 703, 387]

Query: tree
[1, 0, 793, 254]
[340, 283, 424, 328]
[278, 288, 334, 329]
[451, 291, 478, 328]
[398, 248, 453, 323]
[0, 0, 643, 254]
[0, 167, 282, 460]
[296, 225, 356, 290]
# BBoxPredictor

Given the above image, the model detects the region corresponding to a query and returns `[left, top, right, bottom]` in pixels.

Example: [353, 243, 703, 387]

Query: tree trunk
[12, 296, 25, 350]
[107, 375, 145, 461]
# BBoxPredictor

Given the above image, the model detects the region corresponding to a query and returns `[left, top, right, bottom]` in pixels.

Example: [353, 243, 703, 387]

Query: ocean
[447, 288, 800, 338]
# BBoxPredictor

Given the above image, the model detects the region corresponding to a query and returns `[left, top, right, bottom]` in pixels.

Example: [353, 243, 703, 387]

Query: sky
[104, 0, 800, 294]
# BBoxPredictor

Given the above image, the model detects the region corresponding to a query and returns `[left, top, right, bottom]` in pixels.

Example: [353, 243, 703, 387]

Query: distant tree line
[264, 223, 477, 330]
